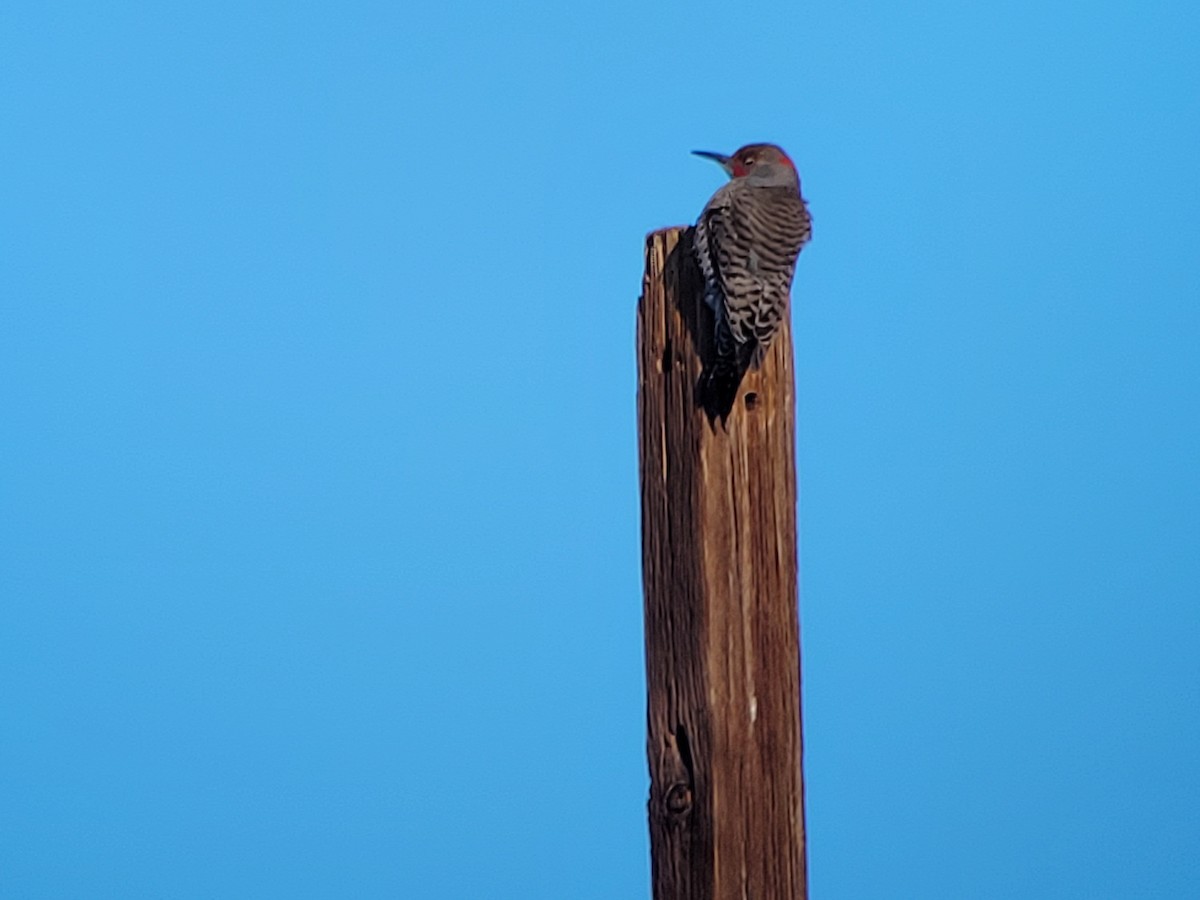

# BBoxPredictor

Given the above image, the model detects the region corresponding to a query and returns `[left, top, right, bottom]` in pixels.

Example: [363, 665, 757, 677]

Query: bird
[691, 143, 812, 420]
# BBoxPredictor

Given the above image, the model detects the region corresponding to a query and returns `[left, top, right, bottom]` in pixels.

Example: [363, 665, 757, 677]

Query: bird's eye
[744, 157, 756, 166]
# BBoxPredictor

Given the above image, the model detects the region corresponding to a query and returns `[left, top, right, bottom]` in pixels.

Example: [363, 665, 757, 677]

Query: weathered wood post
[637, 226, 807, 899]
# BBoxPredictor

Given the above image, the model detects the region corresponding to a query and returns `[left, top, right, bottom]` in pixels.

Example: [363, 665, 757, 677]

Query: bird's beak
[692, 150, 734, 176]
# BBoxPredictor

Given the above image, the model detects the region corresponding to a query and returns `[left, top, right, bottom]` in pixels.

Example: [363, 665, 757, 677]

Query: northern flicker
[691, 143, 812, 418]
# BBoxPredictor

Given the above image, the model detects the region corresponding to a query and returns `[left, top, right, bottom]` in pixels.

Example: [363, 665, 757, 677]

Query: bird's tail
[700, 323, 756, 423]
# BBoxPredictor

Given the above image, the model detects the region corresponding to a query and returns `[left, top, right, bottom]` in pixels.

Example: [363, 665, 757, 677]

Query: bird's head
[693, 143, 798, 189]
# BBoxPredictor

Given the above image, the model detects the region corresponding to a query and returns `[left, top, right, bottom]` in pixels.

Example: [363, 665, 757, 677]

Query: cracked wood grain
[637, 227, 807, 900]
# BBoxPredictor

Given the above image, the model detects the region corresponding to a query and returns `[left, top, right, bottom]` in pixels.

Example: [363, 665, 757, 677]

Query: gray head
[692, 143, 800, 190]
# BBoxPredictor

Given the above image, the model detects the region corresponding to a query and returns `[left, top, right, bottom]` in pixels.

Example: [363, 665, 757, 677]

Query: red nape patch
[779, 153, 795, 168]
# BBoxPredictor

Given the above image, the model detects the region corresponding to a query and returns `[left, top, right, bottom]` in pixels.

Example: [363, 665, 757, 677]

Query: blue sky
[2, 1, 1198, 897]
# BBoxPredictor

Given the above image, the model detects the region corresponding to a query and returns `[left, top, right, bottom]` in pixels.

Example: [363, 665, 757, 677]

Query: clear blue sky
[2, 1, 1197, 897]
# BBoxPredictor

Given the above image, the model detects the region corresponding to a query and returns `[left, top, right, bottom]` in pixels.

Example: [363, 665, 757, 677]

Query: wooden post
[637, 227, 807, 899]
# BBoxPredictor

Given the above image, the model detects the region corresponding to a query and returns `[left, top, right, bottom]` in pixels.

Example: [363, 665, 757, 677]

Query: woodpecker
[691, 143, 811, 418]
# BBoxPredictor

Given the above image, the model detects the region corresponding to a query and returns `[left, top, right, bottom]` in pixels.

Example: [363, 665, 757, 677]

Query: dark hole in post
[744, 391, 759, 410]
